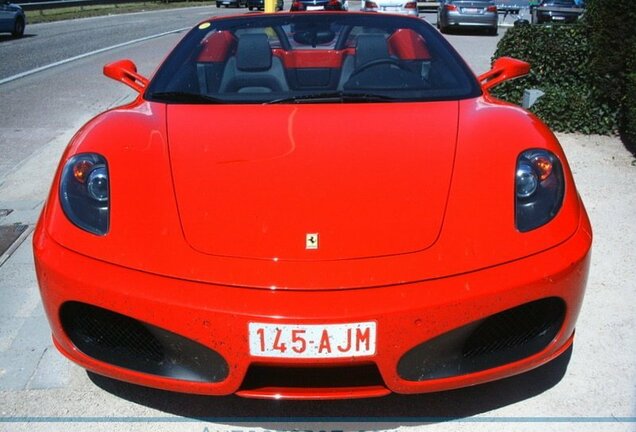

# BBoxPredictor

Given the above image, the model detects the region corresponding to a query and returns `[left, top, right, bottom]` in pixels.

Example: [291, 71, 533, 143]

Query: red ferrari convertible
[34, 12, 592, 400]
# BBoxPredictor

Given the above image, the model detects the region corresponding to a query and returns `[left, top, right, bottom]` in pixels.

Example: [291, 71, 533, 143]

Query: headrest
[355, 34, 389, 69]
[236, 33, 273, 72]
[198, 30, 237, 62]
[388, 29, 431, 61]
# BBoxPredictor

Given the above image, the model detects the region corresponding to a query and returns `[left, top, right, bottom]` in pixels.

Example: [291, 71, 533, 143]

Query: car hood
[167, 102, 458, 261]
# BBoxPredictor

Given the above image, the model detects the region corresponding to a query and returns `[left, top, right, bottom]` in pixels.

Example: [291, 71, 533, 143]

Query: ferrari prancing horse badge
[306, 233, 318, 250]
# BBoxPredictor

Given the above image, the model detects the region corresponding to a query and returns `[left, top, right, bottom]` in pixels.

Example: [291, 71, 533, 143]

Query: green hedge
[491, 23, 618, 135]
[621, 31, 636, 152]
[624, 70, 636, 151]
[585, 0, 636, 152]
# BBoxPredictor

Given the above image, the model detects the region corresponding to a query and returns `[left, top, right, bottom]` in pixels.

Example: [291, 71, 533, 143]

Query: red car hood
[167, 102, 458, 261]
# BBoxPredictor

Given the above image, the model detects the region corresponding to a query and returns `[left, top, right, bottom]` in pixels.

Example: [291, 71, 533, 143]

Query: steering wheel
[351, 58, 411, 76]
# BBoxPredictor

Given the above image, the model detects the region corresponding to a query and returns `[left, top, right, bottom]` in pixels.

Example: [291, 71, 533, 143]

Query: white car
[362, 0, 419, 16]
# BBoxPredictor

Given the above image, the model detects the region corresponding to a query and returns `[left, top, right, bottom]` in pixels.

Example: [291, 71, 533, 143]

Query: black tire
[216, 2, 221, 7]
[248, 5, 253, 9]
[12, 17, 25, 38]
[488, 26, 498, 36]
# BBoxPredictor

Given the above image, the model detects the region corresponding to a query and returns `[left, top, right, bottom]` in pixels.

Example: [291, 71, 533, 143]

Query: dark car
[291, 0, 343, 11]
[0, 1, 25, 37]
[216, 0, 247, 8]
[247, 0, 284, 10]
[535, 0, 581, 23]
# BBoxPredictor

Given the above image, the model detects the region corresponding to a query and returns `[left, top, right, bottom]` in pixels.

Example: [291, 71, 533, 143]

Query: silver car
[0, 1, 25, 37]
[437, 0, 498, 35]
[362, 0, 419, 16]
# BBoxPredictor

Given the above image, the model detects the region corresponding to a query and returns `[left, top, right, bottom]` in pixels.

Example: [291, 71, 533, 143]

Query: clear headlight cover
[59, 153, 110, 235]
[515, 149, 564, 232]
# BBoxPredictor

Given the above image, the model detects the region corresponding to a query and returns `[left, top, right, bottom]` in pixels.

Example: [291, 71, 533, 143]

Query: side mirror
[477, 57, 530, 92]
[103, 59, 149, 94]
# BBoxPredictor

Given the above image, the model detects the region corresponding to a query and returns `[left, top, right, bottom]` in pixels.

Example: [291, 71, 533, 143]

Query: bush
[491, 23, 618, 135]
[585, 0, 636, 153]
[624, 70, 636, 152]
[585, 0, 636, 115]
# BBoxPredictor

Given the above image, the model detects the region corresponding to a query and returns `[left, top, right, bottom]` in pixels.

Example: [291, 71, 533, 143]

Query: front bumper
[34, 212, 591, 400]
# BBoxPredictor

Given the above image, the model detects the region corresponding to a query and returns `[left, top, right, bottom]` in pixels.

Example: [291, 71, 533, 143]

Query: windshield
[146, 13, 480, 104]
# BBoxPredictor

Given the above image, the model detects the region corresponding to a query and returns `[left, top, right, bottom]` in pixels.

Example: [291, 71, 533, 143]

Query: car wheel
[248, 5, 253, 9]
[216, 2, 221, 6]
[12, 17, 25, 38]
[488, 26, 498, 36]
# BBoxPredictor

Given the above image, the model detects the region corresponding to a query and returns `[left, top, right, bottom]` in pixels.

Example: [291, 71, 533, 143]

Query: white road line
[0, 27, 189, 86]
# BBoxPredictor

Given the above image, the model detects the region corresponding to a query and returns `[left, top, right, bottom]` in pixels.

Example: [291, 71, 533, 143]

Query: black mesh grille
[398, 297, 566, 381]
[240, 364, 384, 390]
[63, 302, 164, 363]
[60, 302, 229, 383]
[463, 298, 564, 359]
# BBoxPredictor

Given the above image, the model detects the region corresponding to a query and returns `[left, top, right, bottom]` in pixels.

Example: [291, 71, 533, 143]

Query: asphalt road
[0, 4, 246, 183]
[0, 7, 634, 432]
[0, 5, 242, 81]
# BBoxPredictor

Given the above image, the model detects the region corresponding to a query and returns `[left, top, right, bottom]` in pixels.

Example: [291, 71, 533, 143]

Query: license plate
[382, 6, 400, 11]
[307, 5, 324, 9]
[249, 322, 376, 358]
[462, 7, 480, 13]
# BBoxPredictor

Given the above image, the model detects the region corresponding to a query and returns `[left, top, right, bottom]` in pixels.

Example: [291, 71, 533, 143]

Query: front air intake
[398, 297, 566, 381]
[60, 301, 229, 383]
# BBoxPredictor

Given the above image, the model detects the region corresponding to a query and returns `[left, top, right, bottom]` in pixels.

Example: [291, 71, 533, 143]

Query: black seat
[338, 34, 390, 90]
[219, 33, 289, 93]
[354, 34, 391, 69]
[343, 33, 423, 90]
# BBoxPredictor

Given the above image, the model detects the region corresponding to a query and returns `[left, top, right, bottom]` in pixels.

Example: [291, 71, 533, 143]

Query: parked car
[535, 0, 581, 24]
[35, 11, 592, 400]
[417, 0, 440, 12]
[216, 0, 247, 8]
[0, 1, 25, 37]
[437, 0, 498, 35]
[361, 0, 419, 16]
[290, 0, 343, 10]
[247, 0, 284, 10]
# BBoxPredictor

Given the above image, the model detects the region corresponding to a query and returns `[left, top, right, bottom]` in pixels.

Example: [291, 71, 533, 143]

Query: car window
[146, 13, 480, 104]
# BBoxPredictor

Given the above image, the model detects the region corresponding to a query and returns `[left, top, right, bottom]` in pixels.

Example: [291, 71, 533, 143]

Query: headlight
[515, 149, 564, 232]
[60, 154, 109, 235]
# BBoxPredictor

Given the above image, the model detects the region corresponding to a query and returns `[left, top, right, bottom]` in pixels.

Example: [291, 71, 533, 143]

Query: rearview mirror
[103, 59, 149, 93]
[477, 57, 530, 92]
